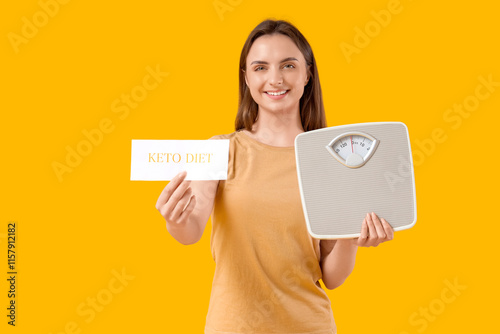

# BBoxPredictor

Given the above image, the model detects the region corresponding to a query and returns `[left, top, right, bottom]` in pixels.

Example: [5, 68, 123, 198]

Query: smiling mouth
[265, 90, 289, 96]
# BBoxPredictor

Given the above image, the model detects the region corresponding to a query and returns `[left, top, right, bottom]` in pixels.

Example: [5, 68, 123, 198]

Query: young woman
[156, 19, 394, 334]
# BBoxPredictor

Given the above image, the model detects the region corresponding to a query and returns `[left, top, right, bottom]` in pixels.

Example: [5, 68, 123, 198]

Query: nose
[268, 67, 283, 85]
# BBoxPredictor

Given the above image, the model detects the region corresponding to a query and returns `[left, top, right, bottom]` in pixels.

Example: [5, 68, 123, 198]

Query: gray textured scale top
[295, 122, 417, 239]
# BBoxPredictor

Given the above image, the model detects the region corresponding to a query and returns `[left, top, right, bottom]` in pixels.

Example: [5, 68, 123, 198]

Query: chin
[263, 104, 297, 114]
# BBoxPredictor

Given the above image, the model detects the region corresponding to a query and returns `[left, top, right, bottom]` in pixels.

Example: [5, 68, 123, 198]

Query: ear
[305, 66, 311, 86]
[243, 69, 249, 87]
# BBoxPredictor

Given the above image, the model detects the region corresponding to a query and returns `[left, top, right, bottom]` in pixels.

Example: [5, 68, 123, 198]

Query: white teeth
[266, 90, 287, 96]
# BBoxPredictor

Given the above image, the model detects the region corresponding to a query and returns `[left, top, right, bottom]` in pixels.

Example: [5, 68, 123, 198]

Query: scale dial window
[326, 132, 379, 168]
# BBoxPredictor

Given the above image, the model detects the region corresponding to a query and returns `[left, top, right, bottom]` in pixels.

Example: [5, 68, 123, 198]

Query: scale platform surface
[295, 122, 417, 239]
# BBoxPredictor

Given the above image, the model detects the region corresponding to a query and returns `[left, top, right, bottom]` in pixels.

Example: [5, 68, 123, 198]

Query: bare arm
[156, 171, 219, 245]
[320, 239, 358, 290]
[320, 212, 394, 290]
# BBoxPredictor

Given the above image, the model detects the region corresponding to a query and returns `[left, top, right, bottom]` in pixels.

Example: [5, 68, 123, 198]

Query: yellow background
[1, 0, 499, 333]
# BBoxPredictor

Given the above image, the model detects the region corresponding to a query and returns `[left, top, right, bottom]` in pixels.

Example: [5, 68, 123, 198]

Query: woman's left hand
[353, 212, 394, 247]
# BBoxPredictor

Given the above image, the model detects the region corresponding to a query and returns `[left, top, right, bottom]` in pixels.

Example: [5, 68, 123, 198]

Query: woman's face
[245, 34, 309, 116]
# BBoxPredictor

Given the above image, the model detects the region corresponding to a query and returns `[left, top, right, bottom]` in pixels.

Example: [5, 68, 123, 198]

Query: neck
[247, 106, 304, 147]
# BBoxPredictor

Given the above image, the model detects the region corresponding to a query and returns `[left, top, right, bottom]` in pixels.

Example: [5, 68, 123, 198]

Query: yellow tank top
[205, 131, 336, 334]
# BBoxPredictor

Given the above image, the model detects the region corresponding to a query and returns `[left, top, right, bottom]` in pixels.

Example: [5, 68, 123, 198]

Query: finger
[359, 217, 369, 242]
[177, 195, 196, 225]
[365, 213, 378, 246]
[381, 218, 394, 240]
[353, 218, 368, 247]
[371, 212, 387, 240]
[169, 187, 193, 221]
[161, 179, 192, 218]
[155, 171, 187, 210]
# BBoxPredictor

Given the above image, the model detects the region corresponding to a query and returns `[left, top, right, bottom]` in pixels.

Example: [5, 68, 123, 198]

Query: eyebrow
[250, 57, 299, 65]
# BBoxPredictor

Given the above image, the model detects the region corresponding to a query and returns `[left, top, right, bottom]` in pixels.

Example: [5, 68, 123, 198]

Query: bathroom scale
[295, 122, 417, 239]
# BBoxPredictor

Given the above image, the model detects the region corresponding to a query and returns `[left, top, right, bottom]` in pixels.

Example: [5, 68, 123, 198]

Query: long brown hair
[235, 19, 326, 132]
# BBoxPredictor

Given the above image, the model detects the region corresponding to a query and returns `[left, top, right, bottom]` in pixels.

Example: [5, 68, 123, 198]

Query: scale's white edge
[294, 121, 418, 240]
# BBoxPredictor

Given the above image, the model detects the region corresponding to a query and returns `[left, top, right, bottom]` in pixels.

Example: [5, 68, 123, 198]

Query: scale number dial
[325, 131, 379, 168]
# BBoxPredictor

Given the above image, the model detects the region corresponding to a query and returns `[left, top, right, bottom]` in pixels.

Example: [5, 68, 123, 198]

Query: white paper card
[130, 140, 229, 181]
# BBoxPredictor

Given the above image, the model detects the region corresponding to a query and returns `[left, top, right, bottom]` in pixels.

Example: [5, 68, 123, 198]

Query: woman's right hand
[155, 171, 196, 226]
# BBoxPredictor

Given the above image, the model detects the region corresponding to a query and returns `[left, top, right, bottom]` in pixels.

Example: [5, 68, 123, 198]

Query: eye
[254, 66, 265, 71]
[283, 63, 295, 69]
